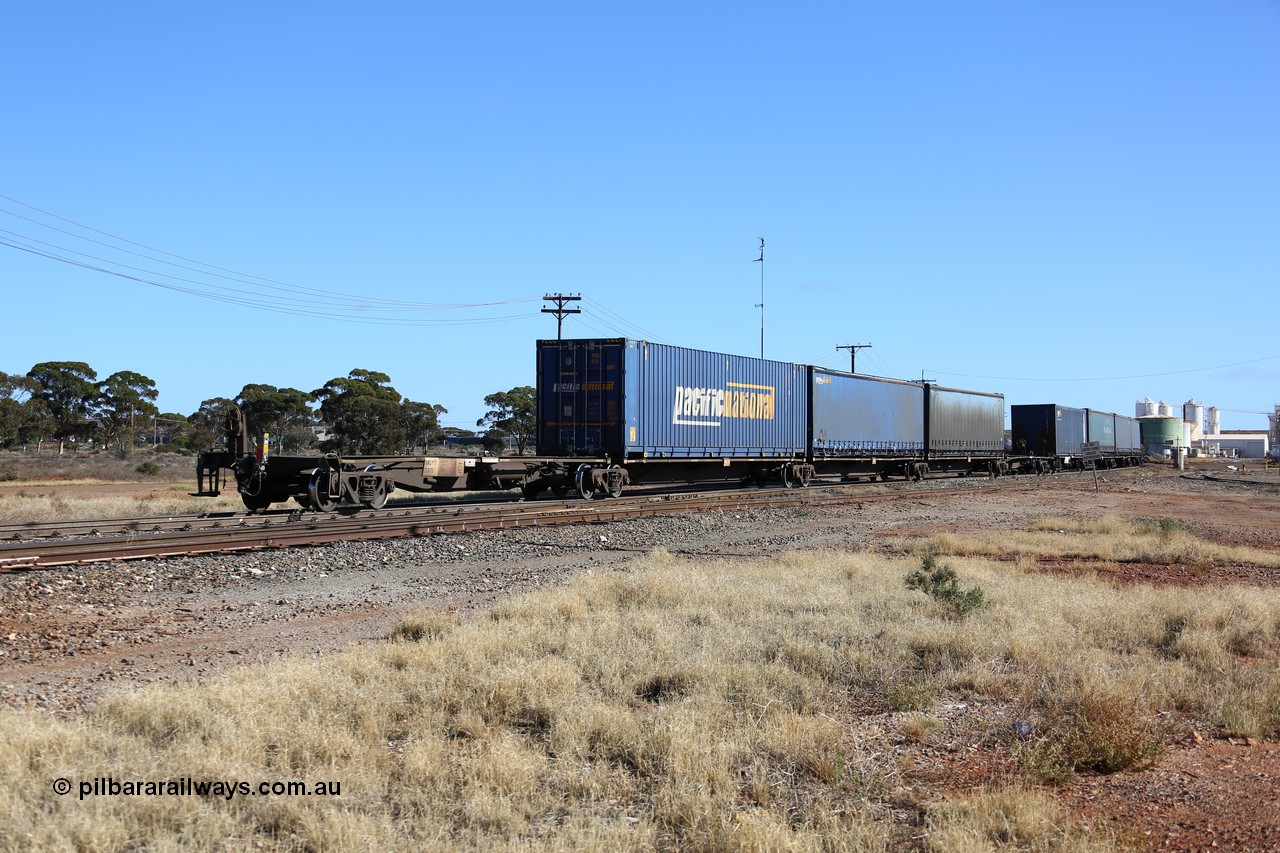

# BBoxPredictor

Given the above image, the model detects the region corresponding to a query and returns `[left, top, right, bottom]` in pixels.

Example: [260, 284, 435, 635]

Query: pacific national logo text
[672, 383, 775, 427]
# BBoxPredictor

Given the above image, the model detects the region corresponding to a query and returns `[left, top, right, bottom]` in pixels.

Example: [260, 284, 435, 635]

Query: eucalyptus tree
[27, 361, 100, 454]
[313, 369, 407, 455]
[188, 397, 239, 451]
[0, 372, 39, 448]
[97, 370, 159, 453]
[235, 384, 317, 453]
[476, 385, 537, 454]
[402, 400, 448, 452]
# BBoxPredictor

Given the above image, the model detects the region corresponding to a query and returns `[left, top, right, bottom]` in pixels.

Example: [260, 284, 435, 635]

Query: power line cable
[0, 194, 538, 311]
[864, 348, 905, 380]
[0, 228, 439, 314]
[580, 298, 675, 344]
[0, 237, 538, 326]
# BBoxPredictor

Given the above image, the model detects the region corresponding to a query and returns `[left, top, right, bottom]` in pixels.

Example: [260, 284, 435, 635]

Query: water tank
[1207, 407, 1221, 435]
[1139, 416, 1182, 455]
[1157, 400, 1173, 417]
[1136, 397, 1156, 417]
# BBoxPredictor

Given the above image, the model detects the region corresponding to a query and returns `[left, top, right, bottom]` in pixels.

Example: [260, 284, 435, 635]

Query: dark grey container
[927, 386, 1005, 455]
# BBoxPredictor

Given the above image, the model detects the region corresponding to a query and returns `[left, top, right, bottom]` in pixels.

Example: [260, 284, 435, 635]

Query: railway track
[0, 472, 1084, 571]
[0, 493, 528, 542]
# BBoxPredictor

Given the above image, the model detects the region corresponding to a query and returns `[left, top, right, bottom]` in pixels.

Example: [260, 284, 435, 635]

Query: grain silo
[1183, 399, 1204, 440]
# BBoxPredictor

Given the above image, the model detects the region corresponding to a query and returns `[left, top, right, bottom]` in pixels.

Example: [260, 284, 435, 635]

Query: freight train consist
[197, 338, 1145, 511]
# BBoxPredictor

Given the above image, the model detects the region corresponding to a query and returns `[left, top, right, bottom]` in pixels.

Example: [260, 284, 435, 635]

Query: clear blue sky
[4, 2, 1278, 432]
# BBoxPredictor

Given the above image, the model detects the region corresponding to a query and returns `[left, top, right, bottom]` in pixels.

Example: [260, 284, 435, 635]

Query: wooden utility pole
[836, 343, 871, 373]
[541, 294, 581, 342]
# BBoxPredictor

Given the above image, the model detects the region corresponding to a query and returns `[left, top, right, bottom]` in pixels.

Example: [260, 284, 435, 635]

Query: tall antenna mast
[753, 237, 765, 358]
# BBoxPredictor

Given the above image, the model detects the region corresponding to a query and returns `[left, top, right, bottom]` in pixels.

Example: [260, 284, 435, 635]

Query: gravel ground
[2, 463, 1279, 851]
[2, 464, 1271, 713]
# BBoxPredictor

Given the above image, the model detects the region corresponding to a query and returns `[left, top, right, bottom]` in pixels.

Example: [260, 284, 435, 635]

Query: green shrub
[135, 461, 161, 476]
[904, 553, 986, 616]
[1139, 516, 1190, 537]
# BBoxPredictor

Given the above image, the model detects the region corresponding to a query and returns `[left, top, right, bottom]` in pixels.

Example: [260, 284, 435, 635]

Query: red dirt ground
[4, 460, 1279, 850]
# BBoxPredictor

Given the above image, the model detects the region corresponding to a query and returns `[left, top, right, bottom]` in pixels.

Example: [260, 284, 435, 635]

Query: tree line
[0, 361, 536, 457]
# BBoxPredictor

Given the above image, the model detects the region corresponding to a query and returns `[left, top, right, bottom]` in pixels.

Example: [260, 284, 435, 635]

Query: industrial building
[1134, 397, 1276, 459]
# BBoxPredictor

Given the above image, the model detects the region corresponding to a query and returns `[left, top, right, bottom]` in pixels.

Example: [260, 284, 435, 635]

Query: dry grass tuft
[0, 491, 244, 523]
[899, 513, 1280, 569]
[1015, 684, 1167, 784]
[898, 713, 942, 744]
[924, 784, 1121, 852]
[3, 533, 1279, 848]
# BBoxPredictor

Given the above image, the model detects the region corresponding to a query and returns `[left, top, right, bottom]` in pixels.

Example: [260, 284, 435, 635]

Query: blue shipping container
[537, 339, 807, 460]
[809, 368, 924, 456]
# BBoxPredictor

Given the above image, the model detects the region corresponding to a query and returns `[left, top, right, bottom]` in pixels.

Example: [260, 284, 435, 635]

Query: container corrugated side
[927, 386, 1005, 455]
[1012, 404, 1087, 456]
[1010, 404, 1053, 456]
[1115, 414, 1141, 453]
[627, 340, 807, 458]
[1056, 406, 1088, 456]
[809, 368, 923, 456]
[1086, 409, 1118, 453]
[536, 339, 627, 457]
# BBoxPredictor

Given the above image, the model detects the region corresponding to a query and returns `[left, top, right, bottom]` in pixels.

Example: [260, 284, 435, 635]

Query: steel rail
[0, 476, 1053, 572]
[0, 483, 709, 543]
[0, 493, 533, 542]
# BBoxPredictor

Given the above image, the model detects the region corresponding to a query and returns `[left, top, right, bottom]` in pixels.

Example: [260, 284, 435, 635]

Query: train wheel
[781, 464, 796, 489]
[308, 468, 339, 513]
[575, 465, 596, 501]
